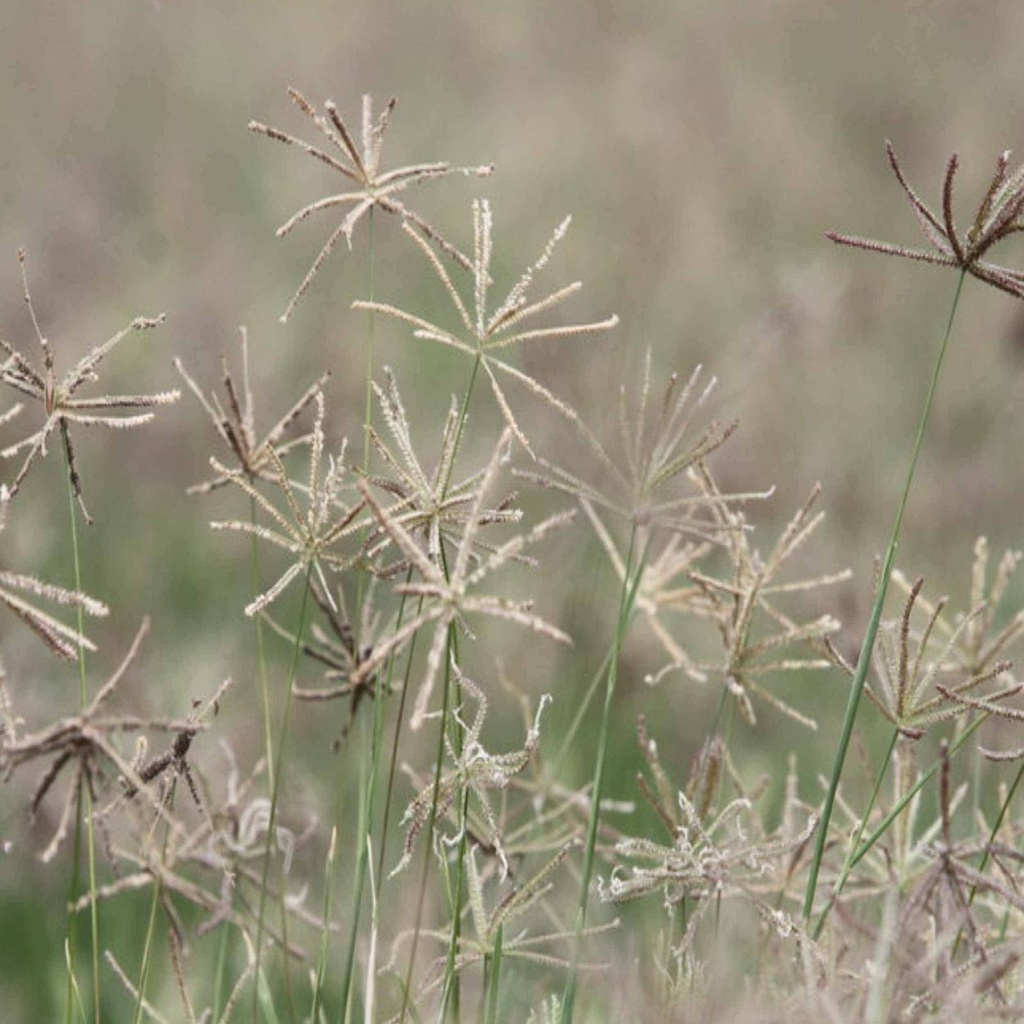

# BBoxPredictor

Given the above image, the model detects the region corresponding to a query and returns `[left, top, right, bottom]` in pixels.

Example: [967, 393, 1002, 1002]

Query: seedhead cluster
[4, 92, 1024, 1024]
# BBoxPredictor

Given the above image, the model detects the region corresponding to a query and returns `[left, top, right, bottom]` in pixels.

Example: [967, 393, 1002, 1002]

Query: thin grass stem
[336, 574, 419, 1022]
[131, 780, 177, 1024]
[63, 445, 102, 1024]
[483, 924, 503, 1024]
[952, 755, 1024, 959]
[252, 564, 314, 1024]
[812, 726, 899, 939]
[398, 644, 458, 1024]
[311, 826, 339, 1024]
[561, 526, 649, 1024]
[849, 712, 985, 871]
[802, 269, 968, 922]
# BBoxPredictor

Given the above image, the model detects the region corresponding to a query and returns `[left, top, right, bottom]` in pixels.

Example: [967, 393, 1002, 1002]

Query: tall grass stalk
[430, 359, 487, 1024]
[811, 726, 899, 939]
[335, 206, 380, 1024]
[482, 924, 503, 1024]
[63, 449, 102, 1024]
[952, 755, 1024, 959]
[802, 268, 967, 923]
[310, 826, 338, 1024]
[561, 526, 647, 1024]
[251, 495, 276, 781]
[398, 644, 459, 1024]
[131, 781, 178, 1024]
[251, 565, 314, 1024]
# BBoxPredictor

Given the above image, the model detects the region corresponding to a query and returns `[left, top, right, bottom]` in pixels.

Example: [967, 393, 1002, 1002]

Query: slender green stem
[802, 269, 967, 923]
[562, 527, 648, 1023]
[246, 490, 295, 1020]
[62, 450, 101, 1024]
[812, 726, 899, 939]
[441, 354, 482, 499]
[64, 788, 85, 1024]
[335, 576, 419, 1024]
[430, 364, 496, 1024]
[848, 713, 985, 872]
[361, 208, 377, 476]
[131, 781, 177, 1024]
[356, 207, 377, 640]
[251, 565, 313, 1024]
[250, 494, 275, 782]
[483, 925, 504, 1024]
[311, 825, 339, 1024]
[210, 912, 233, 1024]
[338, 712, 373, 1024]
[952, 755, 1024, 959]
[437, 783, 471, 1024]
[376, 592, 423, 885]
[398, 644, 458, 1024]
[548, 647, 613, 782]
[331, 203, 384, 1024]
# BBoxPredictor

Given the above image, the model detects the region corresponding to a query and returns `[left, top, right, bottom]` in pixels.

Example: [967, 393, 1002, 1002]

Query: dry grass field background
[4, 1, 1024, 1020]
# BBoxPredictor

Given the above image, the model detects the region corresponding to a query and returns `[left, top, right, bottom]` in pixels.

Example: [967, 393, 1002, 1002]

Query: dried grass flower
[827, 573, 1020, 741]
[355, 198, 619, 453]
[250, 88, 493, 321]
[79, 741, 324, 957]
[210, 391, 362, 616]
[581, 499, 714, 683]
[351, 429, 573, 730]
[892, 537, 1024, 686]
[0, 485, 108, 659]
[391, 664, 549, 877]
[659, 468, 850, 729]
[265, 579, 383, 747]
[360, 365, 522, 573]
[828, 141, 1024, 299]
[0, 620, 206, 861]
[600, 720, 816, 917]
[521, 349, 744, 533]
[387, 840, 611, 1011]
[174, 326, 328, 494]
[0, 250, 180, 522]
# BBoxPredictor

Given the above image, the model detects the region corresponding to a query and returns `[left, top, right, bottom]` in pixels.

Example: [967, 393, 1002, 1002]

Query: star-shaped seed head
[250, 88, 493, 321]
[0, 250, 180, 523]
[828, 142, 1024, 299]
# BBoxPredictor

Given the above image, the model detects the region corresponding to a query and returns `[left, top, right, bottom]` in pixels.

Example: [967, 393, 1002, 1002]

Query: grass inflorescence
[3, 93, 1024, 1024]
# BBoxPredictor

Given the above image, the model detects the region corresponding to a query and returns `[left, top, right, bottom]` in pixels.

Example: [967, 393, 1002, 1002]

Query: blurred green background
[4, 0, 1024, 1018]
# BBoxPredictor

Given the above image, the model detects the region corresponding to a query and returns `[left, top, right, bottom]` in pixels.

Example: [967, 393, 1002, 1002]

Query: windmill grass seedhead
[250, 88, 493, 321]
[0, 250, 179, 523]
[266, 579, 383, 749]
[891, 537, 1024, 684]
[352, 428, 573, 730]
[210, 390, 363, 616]
[583, 500, 715, 683]
[107, 927, 255, 1024]
[520, 349, 747, 535]
[828, 141, 1024, 299]
[174, 326, 329, 494]
[831, 571, 1020, 741]
[0, 485, 108, 659]
[601, 723, 816, 914]
[391, 666, 549, 878]
[355, 198, 619, 453]
[660, 469, 850, 729]
[360, 365, 523, 575]
[0, 620, 203, 862]
[81, 741, 321, 958]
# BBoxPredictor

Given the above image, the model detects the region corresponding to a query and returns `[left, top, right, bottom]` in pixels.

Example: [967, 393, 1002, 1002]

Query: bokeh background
[3, 0, 1024, 1018]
